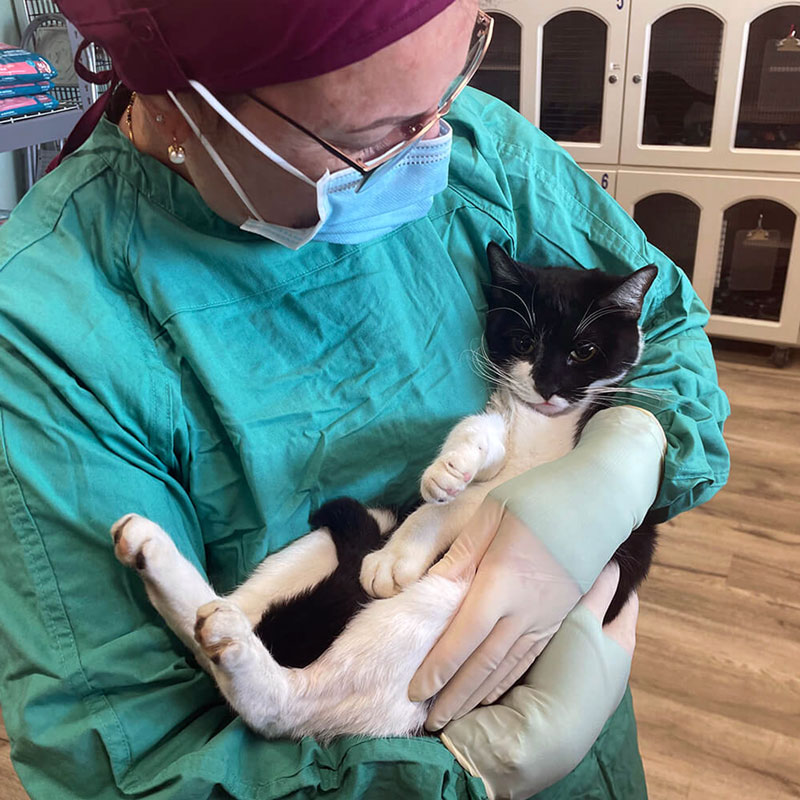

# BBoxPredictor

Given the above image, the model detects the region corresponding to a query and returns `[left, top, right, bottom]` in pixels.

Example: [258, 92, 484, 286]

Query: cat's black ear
[603, 265, 658, 315]
[487, 242, 524, 284]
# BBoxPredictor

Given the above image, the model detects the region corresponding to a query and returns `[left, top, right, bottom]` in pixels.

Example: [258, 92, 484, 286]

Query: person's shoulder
[445, 89, 595, 212]
[449, 89, 573, 169]
[0, 144, 136, 296]
[0, 138, 155, 374]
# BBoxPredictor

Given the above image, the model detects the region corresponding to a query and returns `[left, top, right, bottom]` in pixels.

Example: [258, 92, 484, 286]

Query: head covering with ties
[51, 0, 457, 167]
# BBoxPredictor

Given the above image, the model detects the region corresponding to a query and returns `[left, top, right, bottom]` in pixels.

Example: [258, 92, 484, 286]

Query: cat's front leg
[421, 411, 507, 504]
[360, 503, 454, 598]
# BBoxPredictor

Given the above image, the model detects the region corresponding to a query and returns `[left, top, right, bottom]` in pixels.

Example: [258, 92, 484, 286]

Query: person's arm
[502, 113, 731, 518]
[452, 90, 729, 519]
[0, 270, 481, 800]
[410, 93, 730, 730]
[442, 563, 639, 800]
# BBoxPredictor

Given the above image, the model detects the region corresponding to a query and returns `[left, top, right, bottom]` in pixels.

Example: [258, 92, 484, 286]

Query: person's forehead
[256, 0, 477, 130]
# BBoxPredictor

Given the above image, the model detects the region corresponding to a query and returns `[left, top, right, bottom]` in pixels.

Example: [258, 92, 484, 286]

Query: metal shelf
[0, 106, 82, 152]
[2, 3, 99, 161]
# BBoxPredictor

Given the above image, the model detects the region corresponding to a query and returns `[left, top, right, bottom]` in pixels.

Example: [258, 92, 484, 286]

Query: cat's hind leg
[227, 528, 339, 625]
[111, 514, 219, 669]
[228, 507, 395, 625]
[193, 597, 300, 737]
[360, 502, 460, 598]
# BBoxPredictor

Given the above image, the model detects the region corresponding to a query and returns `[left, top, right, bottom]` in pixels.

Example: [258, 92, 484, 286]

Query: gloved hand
[440, 562, 639, 800]
[408, 406, 665, 729]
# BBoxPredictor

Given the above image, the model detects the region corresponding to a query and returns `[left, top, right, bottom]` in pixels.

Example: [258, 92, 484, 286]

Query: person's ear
[136, 92, 193, 146]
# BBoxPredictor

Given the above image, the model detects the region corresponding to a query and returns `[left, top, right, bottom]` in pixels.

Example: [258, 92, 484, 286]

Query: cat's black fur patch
[485, 242, 656, 408]
[254, 498, 384, 668]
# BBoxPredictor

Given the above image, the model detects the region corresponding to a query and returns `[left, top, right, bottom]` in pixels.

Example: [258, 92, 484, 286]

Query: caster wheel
[771, 346, 791, 369]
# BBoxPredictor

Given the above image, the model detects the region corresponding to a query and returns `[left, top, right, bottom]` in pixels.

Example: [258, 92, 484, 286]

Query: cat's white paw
[194, 599, 252, 667]
[421, 447, 483, 504]
[360, 544, 434, 598]
[111, 513, 175, 577]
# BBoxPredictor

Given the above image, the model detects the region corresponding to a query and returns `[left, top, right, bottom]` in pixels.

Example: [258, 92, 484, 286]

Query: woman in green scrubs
[0, 1, 729, 797]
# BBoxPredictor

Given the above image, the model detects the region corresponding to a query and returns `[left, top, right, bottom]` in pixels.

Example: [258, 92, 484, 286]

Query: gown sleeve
[452, 91, 731, 522]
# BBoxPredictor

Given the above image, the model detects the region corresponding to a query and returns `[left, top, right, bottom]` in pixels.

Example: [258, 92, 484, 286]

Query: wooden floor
[630, 341, 800, 799]
[1, 342, 798, 799]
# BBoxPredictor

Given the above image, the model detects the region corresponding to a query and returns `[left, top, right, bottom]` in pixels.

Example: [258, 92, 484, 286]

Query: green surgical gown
[0, 89, 729, 799]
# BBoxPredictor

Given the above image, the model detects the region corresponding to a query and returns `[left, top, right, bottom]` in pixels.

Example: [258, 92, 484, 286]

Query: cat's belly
[287, 574, 469, 739]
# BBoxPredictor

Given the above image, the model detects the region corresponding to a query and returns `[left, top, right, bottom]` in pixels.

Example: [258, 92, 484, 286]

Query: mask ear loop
[167, 89, 266, 222]
[188, 80, 317, 188]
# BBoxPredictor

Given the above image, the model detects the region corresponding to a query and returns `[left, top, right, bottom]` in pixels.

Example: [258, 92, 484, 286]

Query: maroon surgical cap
[50, 0, 457, 167]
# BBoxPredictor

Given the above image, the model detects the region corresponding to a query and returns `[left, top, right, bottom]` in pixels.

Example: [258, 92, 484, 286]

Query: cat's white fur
[111, 384, 588, 740]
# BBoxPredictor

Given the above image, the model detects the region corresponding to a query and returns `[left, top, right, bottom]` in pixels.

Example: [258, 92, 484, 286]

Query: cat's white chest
[498, 398, 582, 477]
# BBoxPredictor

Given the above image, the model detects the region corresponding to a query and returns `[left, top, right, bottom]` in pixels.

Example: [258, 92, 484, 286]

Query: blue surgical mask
[169, 83, 452, 250]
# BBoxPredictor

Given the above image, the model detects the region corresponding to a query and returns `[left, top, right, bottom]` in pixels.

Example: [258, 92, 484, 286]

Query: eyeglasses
[246, 9, 494, 192]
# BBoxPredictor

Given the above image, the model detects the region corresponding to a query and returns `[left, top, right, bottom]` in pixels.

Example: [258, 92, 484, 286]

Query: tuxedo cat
[111, 243, 658, 740]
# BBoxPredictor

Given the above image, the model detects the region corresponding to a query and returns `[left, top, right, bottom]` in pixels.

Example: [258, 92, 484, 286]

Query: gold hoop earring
[168, 139, 186, 164]
[125, 91, 137, 145]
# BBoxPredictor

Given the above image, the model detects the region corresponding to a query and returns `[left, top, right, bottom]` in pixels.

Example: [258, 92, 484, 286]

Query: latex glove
[408, 498, 582, 729]
[408, 406, 664, 729]
[440, 562, 638, 800]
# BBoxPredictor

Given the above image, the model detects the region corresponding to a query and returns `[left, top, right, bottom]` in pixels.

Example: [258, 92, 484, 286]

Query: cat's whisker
[580, 390, 666, 411]
[575, 300, 596, 338]
[583, 383, 670, 395]
[582, 390, 666, 404]
[471, 348, 530, 399]
[487, 305, 532, 330]
[471, 343, 503, 374]
[469, 347, 514, 388]
[585, 387, 672, 401]
[492, 285, 534, 330]
[582, 385, 670, 399]
[575, 306, 626, 338]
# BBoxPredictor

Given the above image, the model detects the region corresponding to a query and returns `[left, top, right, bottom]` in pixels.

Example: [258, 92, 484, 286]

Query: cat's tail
[308, 497, 395, 579]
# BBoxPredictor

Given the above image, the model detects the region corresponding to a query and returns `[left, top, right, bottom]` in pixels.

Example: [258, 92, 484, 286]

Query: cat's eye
[512, 335, 535, 355]
[569, 344, 597, 363]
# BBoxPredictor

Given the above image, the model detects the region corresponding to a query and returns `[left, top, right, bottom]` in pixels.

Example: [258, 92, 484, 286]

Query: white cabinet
[480, 0, 800, 172]
[621, 1, 800, 172]
[616, 169, 800, 345]
[478, 0, 630, 164]
[582, 166, 618, 195]
[477, 1, 800, 348]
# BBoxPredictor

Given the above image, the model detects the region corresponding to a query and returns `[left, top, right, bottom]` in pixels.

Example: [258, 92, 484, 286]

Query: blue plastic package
[0, 80, 55, 99]
[0, 93, 59, 119]
[0, 43, 58, 86]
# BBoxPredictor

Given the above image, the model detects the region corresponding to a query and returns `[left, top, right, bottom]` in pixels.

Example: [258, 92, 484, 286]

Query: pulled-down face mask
[169, 81, 453, 250]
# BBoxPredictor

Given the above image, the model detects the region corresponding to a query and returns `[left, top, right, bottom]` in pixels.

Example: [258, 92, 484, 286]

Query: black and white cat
[111, 243, 658, 741]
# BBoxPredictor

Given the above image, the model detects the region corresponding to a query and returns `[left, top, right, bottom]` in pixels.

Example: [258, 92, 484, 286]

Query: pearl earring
[155, 113, 165, 123]
[168, 138, 186, 164]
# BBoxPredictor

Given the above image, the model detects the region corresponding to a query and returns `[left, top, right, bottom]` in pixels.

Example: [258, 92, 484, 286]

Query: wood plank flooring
[631, 341, 800, 799]
[1, 341, 798, 799]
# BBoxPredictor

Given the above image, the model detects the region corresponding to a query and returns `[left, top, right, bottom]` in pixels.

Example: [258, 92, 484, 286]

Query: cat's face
[483, 243, 657, 416]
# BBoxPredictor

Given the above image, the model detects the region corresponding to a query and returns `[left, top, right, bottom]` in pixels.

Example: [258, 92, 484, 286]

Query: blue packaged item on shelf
[0, 93, 59, 119]
[0, 43, 58, 85]
[0, 80, 55, 99]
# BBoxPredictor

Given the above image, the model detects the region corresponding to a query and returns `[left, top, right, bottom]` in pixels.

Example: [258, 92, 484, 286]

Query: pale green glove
[409, 405, 664, 729]
[489, 405, 666, 592]
[440, 564, 637, 800]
